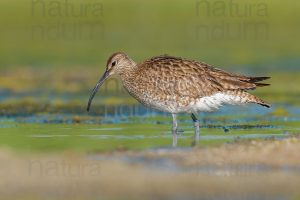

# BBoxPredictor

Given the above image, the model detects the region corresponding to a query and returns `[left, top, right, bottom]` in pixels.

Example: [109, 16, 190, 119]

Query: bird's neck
[119, 61, 138, 81]
[118, 62, 139, 93]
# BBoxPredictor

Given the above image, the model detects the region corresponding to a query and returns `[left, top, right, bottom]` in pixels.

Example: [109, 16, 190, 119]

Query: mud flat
[1, 137, 300, 200]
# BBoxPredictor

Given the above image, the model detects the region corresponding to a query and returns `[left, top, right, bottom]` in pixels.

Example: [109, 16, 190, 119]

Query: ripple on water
[87, 128, 124, 131]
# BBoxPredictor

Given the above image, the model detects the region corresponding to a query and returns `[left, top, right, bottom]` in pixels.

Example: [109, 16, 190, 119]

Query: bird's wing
[138, 55, 270, 99]
[206, 66, 270, 90]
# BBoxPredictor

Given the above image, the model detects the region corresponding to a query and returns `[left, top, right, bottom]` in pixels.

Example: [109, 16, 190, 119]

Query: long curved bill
[87, 70, 109, 112]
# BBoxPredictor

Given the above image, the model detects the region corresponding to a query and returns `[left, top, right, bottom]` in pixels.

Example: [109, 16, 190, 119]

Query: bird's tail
[247, 76, 271, 88]
[225, 90, 270, 108]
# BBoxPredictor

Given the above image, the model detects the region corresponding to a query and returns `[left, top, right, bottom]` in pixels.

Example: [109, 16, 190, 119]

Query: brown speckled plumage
[87, 52, 271, 146]
[117, 53, 270, 112]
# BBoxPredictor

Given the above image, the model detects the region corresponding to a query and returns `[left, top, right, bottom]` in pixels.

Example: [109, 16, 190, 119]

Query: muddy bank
[1, 138, 300, 200]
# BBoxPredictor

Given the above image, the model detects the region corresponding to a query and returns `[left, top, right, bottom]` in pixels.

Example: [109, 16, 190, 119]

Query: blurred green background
[0, 0, 299, 69]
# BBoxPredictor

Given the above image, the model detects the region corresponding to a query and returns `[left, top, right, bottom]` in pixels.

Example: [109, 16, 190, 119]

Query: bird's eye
[111, 61, 117, 67]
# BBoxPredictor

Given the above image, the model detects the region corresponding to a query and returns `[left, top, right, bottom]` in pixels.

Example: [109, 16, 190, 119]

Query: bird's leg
[191, 113, 200, 146]
[172, 113, 178, 147]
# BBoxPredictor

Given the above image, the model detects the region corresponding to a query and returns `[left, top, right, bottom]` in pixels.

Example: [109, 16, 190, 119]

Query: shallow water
[0, 103, 299, 151]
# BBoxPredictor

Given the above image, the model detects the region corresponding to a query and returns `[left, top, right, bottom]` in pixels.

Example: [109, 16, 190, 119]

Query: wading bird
[87, 52, 270, 147]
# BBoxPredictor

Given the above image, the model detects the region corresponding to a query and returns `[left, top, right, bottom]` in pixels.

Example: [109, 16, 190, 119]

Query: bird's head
[86, 52, 134, 112]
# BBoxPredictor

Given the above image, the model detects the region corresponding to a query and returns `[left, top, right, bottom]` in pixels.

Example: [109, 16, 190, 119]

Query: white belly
[184, 92, 245, 113]
[145, 92, 246, 114]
